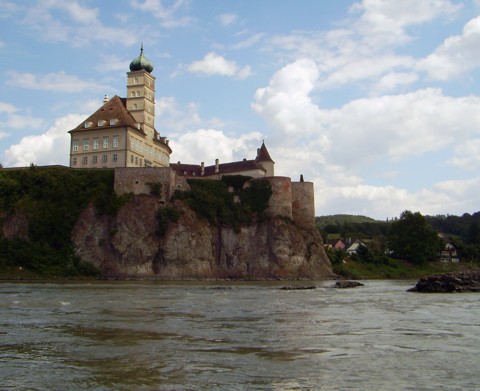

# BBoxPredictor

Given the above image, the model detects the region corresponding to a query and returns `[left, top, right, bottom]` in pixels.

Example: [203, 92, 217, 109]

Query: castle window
[136, 91, 140, 97]
[93, 156, 98, 164]
[113, 154, 118, 162]
[72, 139, 78, 152]
[113, 135, 119, 148]
[134, 77, 138, 84]
[110, 118, 118, 126]
[83, 139, 89, 151]
[102, 155, 107, 163]
[103, 137, 109, 149]
[98, 120, 106, 127]
[131, 155, 134, 163]
[135, 157, 138, 165]
[84, 121, 93, 128]
[93, 138, 99, 150]
[131, 92, 135, 97]
[82, 157, 88, 165]
[72, 157, 77, 166]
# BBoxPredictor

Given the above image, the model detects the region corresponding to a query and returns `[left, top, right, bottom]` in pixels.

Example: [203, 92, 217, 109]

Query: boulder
[333, 280, 364, 289]
[408, 272, 480, 293]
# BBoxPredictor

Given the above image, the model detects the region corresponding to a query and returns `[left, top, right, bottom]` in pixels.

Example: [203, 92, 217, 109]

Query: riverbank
[332, 257, 480, 279]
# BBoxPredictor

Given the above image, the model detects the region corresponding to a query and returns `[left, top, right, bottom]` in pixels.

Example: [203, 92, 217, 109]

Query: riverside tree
[387, 210, 443, 264]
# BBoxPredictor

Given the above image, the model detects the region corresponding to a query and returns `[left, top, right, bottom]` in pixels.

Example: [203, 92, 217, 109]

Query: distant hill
[315, 214, 378, 228]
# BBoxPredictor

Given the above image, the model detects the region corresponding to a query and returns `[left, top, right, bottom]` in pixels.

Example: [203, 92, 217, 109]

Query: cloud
[265, 0, 464, 93]
[6, 71, 111, 93]
[252, 58, 480, 219]
[252, 59, 322, 138]
[0, 102, 45, 133]
[3, 113, 85, 167]
[372, 71, 419, 94]
[16, 0, 138, 47]
[188, 52, 252, 79]
[218, 13, 237, 27]
[349, 0, 462, 46]
[170, 128, 262, 165]
[448, 139, 480, 170]
[417, 15, 480, 80]
[129, 0, 192, 27]
[254, 60, 480, 169]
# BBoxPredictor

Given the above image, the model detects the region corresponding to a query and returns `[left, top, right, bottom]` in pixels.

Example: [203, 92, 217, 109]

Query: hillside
[315, 214, 379, 228]
[0, 166, 333, 279]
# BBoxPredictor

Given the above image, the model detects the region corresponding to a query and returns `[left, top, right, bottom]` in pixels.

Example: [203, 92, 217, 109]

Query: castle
[68, 47, 315, 228]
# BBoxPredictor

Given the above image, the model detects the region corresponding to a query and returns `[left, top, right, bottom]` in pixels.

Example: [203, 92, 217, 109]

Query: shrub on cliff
[0, 166, 120, 275]
[172, 176, 272, 230]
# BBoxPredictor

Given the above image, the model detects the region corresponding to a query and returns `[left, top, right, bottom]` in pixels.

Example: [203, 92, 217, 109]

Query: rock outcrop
[70, 195, 333, 279]
[408, 272, 480, 293]
[333, 280, 364, 289]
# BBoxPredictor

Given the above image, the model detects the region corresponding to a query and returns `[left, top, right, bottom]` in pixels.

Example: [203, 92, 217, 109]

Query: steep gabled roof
[69, 95, 141, 133]
[255, 141, 274, 163]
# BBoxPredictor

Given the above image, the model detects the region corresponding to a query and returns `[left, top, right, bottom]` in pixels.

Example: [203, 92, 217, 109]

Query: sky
[1, 0, 480, 220]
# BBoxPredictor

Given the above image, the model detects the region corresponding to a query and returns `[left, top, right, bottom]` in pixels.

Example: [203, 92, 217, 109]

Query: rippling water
[0, 280, 479, 390]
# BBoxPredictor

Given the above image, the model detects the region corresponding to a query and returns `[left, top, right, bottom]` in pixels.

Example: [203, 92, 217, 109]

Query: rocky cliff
[71, 195, 333, 279]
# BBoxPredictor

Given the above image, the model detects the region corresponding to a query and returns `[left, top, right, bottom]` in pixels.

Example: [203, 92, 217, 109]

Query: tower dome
[129, 44, 154, 73]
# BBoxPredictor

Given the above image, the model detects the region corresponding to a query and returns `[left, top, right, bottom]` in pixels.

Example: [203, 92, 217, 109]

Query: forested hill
[316, 212, 480, 245]
[315, 214, 379, 228]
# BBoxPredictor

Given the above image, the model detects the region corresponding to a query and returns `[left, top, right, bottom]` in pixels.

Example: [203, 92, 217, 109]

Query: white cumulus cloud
[4, 113, 85, 167]
[188, 52, 252, 79]
[418, 15, 480, 80]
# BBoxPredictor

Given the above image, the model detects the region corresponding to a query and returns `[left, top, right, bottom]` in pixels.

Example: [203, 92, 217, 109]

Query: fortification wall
[291, 181, 315, 228]
[114, 167, 173, 202]
[260, 177, 292, 219]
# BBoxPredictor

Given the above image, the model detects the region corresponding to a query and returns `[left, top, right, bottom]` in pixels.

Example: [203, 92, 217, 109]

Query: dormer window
[84, 121, 93, 128]
[110, 118, 118, 126]
[98, 120, 106, 127]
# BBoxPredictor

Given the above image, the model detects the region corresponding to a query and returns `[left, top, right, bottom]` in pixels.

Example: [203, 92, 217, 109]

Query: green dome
[129, 45, 154, 73]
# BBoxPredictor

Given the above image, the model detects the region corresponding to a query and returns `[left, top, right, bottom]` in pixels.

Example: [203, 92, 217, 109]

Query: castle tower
[255, 141, 275, 177]
[126, 44, 156, 141]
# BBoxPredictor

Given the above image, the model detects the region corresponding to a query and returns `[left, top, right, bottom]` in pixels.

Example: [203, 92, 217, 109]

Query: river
[0, 280, 479, 390]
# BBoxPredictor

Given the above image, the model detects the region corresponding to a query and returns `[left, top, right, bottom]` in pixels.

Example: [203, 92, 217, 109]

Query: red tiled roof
[171, 159, 265, 177]
[69, 95, 141, 134]
[255, 142, 274, 163]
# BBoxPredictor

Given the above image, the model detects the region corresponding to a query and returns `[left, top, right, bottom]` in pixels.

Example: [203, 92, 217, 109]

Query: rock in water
[408, 272, 480, 293]
[333, 280, 364, 289]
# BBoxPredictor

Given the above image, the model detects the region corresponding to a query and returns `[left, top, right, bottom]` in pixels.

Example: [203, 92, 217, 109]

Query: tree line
[317, 210, 480, 264]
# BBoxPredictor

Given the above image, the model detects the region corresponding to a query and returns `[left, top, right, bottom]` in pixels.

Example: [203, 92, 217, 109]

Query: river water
[0, 280, 479, 390]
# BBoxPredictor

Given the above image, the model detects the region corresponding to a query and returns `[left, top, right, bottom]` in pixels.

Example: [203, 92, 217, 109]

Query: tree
[387, 210, 443, 264]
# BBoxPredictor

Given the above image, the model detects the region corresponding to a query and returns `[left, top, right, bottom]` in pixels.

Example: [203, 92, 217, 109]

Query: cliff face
[70, 195, 333, 279]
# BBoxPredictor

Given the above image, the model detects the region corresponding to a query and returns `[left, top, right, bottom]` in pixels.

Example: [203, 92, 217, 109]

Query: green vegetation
[387, 210, 443, 264]
[330, 252, 466, 280]
[172, 176, 272, 231]
[320, 210, 480, 278]
[0, 166, 125, 277]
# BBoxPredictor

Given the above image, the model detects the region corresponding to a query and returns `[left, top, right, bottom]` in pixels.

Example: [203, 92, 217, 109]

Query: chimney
[103, 95, 109, 103]
[201, 162, 205, 176]
[215, 158, 219, 174]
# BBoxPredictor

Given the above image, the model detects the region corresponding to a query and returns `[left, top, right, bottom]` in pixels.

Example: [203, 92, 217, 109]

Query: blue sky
[1, 0, 480, 220]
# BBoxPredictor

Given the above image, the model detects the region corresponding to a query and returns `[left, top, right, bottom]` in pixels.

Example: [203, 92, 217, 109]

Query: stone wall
[114, 167, 173, 202]
[261, 177, 292, 220]
[114, 169, 315, 225]
[291, 181, 315, 228]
